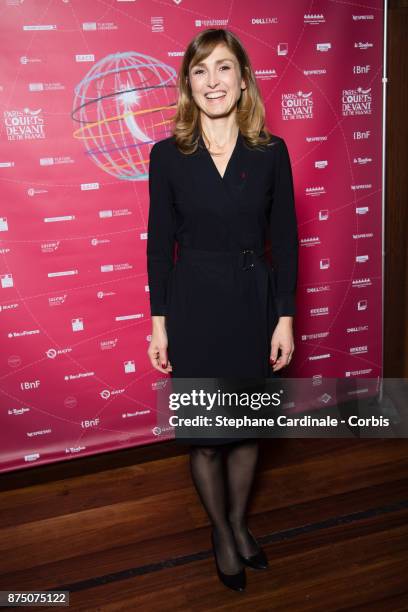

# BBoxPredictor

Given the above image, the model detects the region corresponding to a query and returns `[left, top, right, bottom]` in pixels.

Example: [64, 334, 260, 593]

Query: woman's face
[188, 43, 246, 119]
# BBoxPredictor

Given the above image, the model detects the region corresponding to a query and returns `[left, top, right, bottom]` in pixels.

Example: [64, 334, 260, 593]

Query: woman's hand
[270, 317, 295, 372]
[147, 316, 173, 374]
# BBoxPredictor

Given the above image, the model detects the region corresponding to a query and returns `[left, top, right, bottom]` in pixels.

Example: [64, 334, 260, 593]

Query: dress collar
[198, 129, 242, 182]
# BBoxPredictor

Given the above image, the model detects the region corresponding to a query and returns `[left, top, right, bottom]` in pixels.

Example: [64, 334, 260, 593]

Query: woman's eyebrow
[193, 58, 235, 68]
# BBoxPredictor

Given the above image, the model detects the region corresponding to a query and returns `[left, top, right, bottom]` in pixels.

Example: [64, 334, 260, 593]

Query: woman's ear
[241, 66, 248, 90]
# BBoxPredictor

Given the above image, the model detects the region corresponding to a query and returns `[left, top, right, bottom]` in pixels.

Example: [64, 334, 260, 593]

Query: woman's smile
[204, 90, 228, 105]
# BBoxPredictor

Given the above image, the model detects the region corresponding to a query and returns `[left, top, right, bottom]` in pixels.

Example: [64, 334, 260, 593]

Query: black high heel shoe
[236, 528, 269, 570]
[211, 529, 246, 592]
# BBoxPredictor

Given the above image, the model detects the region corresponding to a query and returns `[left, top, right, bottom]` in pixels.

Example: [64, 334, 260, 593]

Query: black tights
[189, 439, 260, 574]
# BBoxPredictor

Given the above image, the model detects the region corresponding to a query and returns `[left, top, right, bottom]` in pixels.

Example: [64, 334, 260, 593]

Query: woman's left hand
[270, 317, 295, 372]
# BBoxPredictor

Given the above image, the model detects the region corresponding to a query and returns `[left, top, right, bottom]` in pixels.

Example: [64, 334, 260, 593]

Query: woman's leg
[225, 439, 261, 557]
[189, 445, 243, 574]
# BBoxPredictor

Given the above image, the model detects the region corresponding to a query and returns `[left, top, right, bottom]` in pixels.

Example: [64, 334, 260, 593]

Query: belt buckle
[242, 249, 255, 270]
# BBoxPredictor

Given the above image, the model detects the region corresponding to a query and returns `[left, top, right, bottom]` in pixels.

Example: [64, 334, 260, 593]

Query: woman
[146, 29, 298, 592]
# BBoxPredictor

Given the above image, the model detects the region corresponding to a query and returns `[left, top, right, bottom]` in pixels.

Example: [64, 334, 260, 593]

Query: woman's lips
[205, 93, 227, 103]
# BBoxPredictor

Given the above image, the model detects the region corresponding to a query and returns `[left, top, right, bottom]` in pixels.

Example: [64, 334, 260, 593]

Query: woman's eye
[192, 65, 230, 75]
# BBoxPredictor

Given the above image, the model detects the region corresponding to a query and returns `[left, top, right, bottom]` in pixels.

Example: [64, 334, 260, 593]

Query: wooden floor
[0, 438, 407, 611]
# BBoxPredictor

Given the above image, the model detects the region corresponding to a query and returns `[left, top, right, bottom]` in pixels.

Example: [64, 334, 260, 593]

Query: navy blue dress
[147, 130, 298, 444]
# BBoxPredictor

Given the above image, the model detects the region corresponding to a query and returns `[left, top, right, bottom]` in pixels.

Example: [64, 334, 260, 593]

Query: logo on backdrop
[4, 108, 45, 140]
[72, 52, 177, 180]
[281, 91, 313, 120]
[342, 87, 372, 115]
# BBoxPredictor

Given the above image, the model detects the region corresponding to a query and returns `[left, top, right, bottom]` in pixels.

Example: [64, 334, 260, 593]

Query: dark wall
[385, 1, 408, 376]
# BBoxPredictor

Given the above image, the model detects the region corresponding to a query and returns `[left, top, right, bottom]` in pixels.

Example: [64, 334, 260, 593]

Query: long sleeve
[146, 143, 176, 316]
[269, 137, 299, 317]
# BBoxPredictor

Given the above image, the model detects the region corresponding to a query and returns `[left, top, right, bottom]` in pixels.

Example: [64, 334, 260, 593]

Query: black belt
[177, 246, 267, 270]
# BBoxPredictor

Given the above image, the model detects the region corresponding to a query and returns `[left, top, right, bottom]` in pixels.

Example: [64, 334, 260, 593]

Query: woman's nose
[206, 73, 220, 88]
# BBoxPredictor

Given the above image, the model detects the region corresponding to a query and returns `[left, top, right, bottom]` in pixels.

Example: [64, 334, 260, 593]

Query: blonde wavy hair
[171, 28, 273, 154]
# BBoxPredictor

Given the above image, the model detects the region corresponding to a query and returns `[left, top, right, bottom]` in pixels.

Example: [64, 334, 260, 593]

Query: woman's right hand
[147, 317, 173, 374]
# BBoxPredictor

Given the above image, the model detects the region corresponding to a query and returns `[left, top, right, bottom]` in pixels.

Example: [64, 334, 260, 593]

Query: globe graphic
[72, 52, 177, 181]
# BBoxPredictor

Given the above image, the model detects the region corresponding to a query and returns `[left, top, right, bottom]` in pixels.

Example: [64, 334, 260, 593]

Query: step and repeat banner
[0, 1, 385, 472]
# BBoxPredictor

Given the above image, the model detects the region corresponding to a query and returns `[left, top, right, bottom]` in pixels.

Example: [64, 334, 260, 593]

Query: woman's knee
[190, 444, 222, 459]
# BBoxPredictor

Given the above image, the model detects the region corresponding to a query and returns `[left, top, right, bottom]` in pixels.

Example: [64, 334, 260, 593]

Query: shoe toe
[239, 548, 269, 570]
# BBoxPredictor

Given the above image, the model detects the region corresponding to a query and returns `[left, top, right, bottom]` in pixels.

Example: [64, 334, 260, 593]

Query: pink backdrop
[0, 1, 385, 472]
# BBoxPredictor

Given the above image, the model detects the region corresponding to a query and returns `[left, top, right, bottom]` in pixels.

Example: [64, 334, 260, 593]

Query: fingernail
[162, 363, 166, 368]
